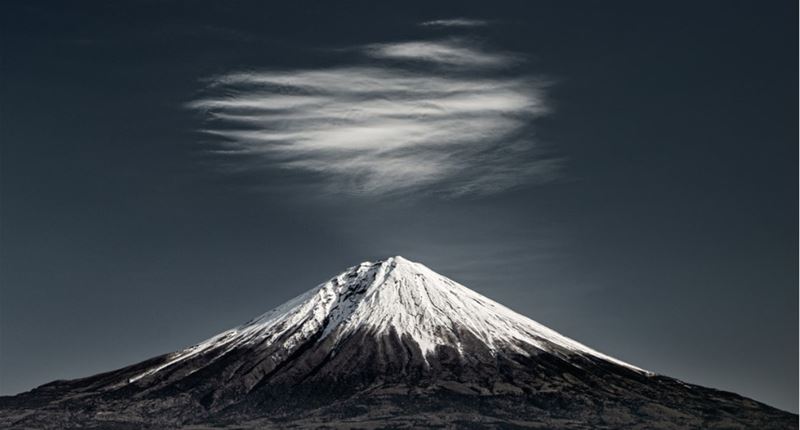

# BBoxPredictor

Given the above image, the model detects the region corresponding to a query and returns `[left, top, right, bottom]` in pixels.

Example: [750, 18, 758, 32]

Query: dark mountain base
[3, 375, 796, 429]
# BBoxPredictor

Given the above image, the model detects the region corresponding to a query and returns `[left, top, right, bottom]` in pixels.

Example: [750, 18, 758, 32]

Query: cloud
[419, 18, 490, 28]
[364, 39, 515, 68]
[188, 39, 557, 196]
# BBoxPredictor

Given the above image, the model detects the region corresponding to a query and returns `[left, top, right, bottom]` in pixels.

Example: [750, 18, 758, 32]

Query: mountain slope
[133, 255, 645, 384]
[1, 256, 796, 429]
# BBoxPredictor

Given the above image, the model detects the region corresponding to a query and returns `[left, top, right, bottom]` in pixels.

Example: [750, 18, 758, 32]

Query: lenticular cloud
[188, 38, 558, 196]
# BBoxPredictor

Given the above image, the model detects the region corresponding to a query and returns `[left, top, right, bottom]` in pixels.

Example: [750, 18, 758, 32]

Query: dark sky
[1, 0, 797, 413]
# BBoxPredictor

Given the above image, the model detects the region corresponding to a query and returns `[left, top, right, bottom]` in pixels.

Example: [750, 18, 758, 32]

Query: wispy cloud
[188, 38, 558, 196]
[364, 39, 515, 68]
[420, 18, 490, 28]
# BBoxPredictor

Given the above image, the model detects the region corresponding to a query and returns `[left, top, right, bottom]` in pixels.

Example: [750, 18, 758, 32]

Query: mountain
[1, 256, 796, 429]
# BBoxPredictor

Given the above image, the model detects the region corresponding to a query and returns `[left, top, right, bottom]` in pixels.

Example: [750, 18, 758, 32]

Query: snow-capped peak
[130, 256, 647, 383]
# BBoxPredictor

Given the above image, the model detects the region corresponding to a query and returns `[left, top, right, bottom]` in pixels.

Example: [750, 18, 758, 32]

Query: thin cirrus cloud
[419, 18, 490, 28]
[364, 39, 516, 68]
[188, 32, 558, 196]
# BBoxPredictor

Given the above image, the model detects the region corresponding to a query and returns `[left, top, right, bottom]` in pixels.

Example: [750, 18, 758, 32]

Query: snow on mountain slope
[130, 256, 647, 383]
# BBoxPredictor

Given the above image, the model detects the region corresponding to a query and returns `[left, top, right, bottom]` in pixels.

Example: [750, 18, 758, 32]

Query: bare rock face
[0, 256, 796, 429]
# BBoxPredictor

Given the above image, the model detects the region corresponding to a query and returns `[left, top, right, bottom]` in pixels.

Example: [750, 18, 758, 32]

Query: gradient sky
[1, 0, 797, 413]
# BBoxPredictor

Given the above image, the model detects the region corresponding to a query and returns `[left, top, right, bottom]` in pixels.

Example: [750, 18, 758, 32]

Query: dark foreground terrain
[2, 343, 795, 429]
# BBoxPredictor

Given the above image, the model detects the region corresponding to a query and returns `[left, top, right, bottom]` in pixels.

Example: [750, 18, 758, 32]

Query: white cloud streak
[188, 39, 557, 196]
[420, 18, 490, 28]
[364, 40, 515, 68]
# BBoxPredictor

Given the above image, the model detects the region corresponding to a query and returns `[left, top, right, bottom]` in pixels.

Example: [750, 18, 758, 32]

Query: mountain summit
[1, 257, 795, 429]
[131, 255, 645, 387]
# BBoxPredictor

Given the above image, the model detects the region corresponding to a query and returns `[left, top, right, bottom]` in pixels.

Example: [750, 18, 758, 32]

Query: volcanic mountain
[1, 256, 796, 429]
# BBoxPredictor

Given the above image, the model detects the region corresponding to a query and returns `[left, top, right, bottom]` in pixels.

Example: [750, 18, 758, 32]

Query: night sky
[1, 1, 797, 413]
